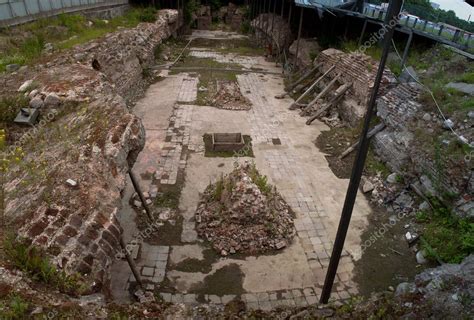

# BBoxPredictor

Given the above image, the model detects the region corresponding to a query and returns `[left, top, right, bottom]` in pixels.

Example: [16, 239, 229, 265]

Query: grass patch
[0, 94, 30, 126]
[420, 200, 474, 264]
[189, 38, 264, 56]
[0, 7, 158, 72]
[155, 188, 181, 209]
[0, 294, 29, 319]
[458, 71, 474, 84]
[203, 134, 254, 158]
[4, 235, 83, 295]
[248, 162, 272, 194]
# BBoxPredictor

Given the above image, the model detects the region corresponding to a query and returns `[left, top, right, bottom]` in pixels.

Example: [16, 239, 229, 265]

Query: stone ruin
[251, 14, 294, 54]
[2, 10, 181, 291]
[195, 162, 296, 256]
[196, 5, 212, 30]
[314, 48, 397, 126]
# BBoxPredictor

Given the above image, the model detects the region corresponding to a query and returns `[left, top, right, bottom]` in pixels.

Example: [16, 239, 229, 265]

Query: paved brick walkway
[238, 73, 358, 299]
[177, 77, 198, 103]
[189, 50, 257, 68]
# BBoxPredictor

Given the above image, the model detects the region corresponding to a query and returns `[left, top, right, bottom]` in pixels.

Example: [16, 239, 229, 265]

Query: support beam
[358, 19, 368, 47]
[401, 31, 413, 68]
[275, 63, 321, 98]
[129, 171, 154, 222]
[294, 7, 304, 67]
[319, 0, 403, 304]
[288, 0, 292, 25]
[289, 65, 335, 109]
[301, 74, 340, 113]
[305, 83, 351, 125]
[119, 236, 143, 289]
[339, 123, 386, 159]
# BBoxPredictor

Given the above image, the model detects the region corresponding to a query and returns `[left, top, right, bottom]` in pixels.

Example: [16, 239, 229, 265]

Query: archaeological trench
[0, 3, 473, 319]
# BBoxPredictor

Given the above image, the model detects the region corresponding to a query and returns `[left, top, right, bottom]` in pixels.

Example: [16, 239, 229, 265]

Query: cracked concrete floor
[110, 30, 371, 308]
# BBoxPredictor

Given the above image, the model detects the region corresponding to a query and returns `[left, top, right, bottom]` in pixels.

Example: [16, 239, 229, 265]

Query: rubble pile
[374, 82, 473, 218]
[211, 80, 251, 110]
[1, 10, 180, 290]
[195, 162, 295, 255]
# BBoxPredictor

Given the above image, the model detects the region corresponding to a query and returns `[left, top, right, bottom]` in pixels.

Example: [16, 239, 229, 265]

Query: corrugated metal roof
[294, 0, 354, 9]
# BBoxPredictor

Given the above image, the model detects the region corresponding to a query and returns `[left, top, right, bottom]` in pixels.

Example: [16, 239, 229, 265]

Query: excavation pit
[212, 133, 244, 152]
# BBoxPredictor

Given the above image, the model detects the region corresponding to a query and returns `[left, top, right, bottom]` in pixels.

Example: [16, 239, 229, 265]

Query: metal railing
[362, 3, 473, 50]
[0, 0, 128, 27]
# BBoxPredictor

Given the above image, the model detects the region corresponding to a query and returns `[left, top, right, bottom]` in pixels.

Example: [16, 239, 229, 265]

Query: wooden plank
[306, 83, 351, 125]
[301, 74, 341, 113]
[289, 65, 336, 110]
[275, 63, 322, 99]
[339, 123, 386, 159]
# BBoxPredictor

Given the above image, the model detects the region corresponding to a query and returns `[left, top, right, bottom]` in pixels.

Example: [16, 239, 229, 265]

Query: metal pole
[270, 0, 277, 54]
[119, 236, 143, 289]
[294, 7, 304, 67]
[401, 31, 413, 67]
[319, 0, 403, 304]
[264, 0, 270, 46]
[288, 0, 292, 25]
[129, 171, 154, 222]
[358, 19, 367, 47]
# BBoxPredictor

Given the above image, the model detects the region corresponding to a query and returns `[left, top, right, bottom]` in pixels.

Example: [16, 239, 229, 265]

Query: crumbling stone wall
[3, 10, 180, 291]
[250, 14, 293, 52]
[289, 38, 320, 69]
[315, 48, 396, 107]
[313, 48, 396, 126]
[373, 82, 473, 218]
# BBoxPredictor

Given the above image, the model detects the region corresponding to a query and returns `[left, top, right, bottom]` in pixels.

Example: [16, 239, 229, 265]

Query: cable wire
[391, 39, 471, 147]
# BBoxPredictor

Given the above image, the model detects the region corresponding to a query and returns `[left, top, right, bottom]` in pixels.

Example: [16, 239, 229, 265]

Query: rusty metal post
[129, 171, 154, 222]
[288, 0, 292, 25]
[319, 0, 403, 304]
[119, 236, 143, 289]
[358, 19, 367, 46]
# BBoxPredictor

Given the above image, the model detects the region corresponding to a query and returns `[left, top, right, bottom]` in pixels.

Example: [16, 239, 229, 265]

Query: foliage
[0, 294, 29, 319]
[213, 174, 224, 201]
[420, 199, 474, 263]
[248, 163, 272, 194]
[184, 0, 198, 25]
[3, 235, 82, 294]
[155, 189, 180, 209]
[136, 7, 157, 23]
[0, 94, 30, 126]
[0, 7, 159, 72]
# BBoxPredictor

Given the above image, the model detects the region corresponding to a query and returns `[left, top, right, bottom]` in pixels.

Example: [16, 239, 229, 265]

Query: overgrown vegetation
[418, 199, 474, 264]
[0, 94, 30, 126]
[3, 235, 83, 295]
[0, 7, 158, 72]
[248, 163, 272, 194]
[0, 294, 29, 319]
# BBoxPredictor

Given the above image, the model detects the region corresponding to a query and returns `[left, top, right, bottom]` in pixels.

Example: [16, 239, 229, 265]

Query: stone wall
[373, 82, 473, 218]
[313, 49, 396, 126]
[2, 10, 180, 292]
[250, 14, 293, 53]
[315, 48, 397, 107]
[289, 38, 320, 69]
